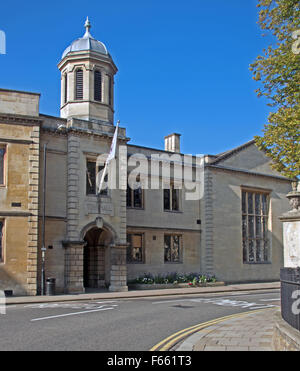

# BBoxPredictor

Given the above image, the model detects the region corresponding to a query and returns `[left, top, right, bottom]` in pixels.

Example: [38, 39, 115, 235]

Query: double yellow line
[150, 308, 272, 351]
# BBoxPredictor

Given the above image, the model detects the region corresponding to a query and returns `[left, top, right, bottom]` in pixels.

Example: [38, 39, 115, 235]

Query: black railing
[281, 268, 300, 332]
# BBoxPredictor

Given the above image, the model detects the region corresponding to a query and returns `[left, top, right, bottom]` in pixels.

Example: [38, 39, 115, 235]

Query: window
[64, 73, 68, 104]
[0, 221, 3, 262]
[127, 233, 144, 263]
[164, 235, 181, 263]
[164, 184, 180, 211]
[0, 147, 5, 185]
[75, 69, 83, 100]
[108, 75, 112, 106]
[126, 182, 143, 208]
[94, 70, 102, 102]
[242, 189, 270, 263]
[86, 160, 108, 196]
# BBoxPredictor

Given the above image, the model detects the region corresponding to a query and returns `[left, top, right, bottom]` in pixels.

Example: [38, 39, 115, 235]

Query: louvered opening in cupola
[75, 69, 83, 100]
[94, 70, 102, 102]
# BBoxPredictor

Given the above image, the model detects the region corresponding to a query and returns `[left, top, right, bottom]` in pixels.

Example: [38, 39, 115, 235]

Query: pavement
[5, 281, 280, 305]
[4, 281, 280, 351]
[174, 308, 277, 351]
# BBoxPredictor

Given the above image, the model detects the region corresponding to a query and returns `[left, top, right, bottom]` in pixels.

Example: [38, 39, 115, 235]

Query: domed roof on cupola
[61, 17, 108, 60]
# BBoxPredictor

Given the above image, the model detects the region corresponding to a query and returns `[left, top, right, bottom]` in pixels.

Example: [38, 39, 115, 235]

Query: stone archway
[62, 219, 128, 293]
[83, 227, 113, 289]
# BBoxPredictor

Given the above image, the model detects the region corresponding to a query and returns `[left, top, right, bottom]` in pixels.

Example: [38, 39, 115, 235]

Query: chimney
[164, 133, 181, 153]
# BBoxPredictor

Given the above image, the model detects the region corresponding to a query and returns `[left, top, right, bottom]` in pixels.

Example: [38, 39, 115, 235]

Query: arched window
[75, 69, 83, 100]
[108, 75, 113, 106]
[64, 74, 68, 104]
[94, 70, 102, 102]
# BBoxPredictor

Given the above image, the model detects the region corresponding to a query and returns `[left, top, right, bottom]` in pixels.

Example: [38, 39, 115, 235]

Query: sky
[0, 0, 274, 155]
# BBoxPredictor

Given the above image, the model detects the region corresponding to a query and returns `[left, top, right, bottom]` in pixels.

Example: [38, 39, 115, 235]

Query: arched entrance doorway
[83, 227, 113, 289]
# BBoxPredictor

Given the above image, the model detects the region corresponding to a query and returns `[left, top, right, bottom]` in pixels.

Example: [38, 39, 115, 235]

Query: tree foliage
[250, 0, 300, 179]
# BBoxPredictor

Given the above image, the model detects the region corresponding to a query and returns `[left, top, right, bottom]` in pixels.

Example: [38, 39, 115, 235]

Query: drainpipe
[41, 143, 47, 295]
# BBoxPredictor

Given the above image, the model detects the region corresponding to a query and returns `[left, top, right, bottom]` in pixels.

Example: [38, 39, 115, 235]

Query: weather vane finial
[84, 16, 91, 37]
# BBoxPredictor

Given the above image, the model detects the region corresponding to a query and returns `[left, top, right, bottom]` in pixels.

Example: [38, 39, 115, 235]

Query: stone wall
[0, 89, 40, 117]
[63, 242, 84, 294]
[206, 165, 291, 283]
[109, 246, 127, 292]
[40, 117, 129, 293]
[273, 311, 300, 351]
[126, 229, 201, 281]
[0, 113, 41, 295]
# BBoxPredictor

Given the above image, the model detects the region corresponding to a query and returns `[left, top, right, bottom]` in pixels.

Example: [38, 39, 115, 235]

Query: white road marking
[31, 307, 115, 322]
[152, 297, 278, 310]
[96, 301, 117, 304]
[25, 301, 118, 309]
[153, 299, 187, 305]
[259, 298, 280, 302]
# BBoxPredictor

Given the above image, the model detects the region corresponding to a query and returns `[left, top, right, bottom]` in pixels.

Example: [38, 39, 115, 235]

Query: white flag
[97, 122, 119, 194]
[107, 121, 119, 163]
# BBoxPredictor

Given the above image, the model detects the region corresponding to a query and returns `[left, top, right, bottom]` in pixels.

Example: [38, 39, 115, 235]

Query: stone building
[0, 89, 41, 295]
[0, 19, 292, 295]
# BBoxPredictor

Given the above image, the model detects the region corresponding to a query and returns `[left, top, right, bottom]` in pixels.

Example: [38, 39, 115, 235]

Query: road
[0, 290, 280, 351]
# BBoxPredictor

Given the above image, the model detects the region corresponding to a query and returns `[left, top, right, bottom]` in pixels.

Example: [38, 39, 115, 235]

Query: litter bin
[46, 278, 56, 296]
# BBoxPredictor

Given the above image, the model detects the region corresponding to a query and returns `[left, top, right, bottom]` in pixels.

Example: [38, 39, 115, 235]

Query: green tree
[250, 0, 300, 179]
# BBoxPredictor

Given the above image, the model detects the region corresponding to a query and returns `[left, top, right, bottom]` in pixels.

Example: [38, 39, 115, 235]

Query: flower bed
[128, 272, 224, 290]
[128, 282, 225, 290]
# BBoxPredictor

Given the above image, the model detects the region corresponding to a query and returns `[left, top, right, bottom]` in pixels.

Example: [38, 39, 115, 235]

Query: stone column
[63, 134, 85, 293]
[27, 124, 40, 296]
[276, 182, 300, 348]
[204, 170, 214, 276]
[109, 245, 128, 292]
[67, 134, 80, 240]
[63, 241, 85, 294]
[280, 182, 300, 268]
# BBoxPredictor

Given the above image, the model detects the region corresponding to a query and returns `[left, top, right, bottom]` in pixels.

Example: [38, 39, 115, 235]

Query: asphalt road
[0, 290, 280, 351]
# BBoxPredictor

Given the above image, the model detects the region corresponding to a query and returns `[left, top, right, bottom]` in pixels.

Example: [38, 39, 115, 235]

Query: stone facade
[0, 21, 293, 295]
[202, 144, 291, 282]
[280, 182, 300, 268]
[275, 182, 300, 351]
[0, 89, 41, 295]
[38, 117, 129, 294]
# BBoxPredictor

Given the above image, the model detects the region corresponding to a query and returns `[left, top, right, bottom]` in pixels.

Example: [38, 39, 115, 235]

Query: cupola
[58, 17, 117, 124]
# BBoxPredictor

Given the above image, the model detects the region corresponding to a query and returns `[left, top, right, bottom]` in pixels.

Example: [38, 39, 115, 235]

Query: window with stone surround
[126, 180, 143, 209]
[242, 188, 270, 263]
[0, 146, 6, 185]
[126, 233, 144, 263]
[0, 221, 4, 262]
[164, 234, 182, 263]
[86, 160, 108, 196]
[164, 184, 180, 212]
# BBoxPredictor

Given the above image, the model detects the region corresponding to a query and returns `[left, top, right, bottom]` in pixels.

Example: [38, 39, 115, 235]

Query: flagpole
[97, 121, 119, 214]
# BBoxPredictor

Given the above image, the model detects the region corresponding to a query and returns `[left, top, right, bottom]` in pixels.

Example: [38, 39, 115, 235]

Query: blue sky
[0, 0, 272, 155]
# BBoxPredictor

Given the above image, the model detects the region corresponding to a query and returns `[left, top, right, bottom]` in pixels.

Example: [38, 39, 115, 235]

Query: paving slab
[176, 308, 277, 351]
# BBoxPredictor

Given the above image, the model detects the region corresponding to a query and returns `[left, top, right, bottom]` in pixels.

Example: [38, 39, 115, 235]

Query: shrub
[129, 272, 217, 285]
